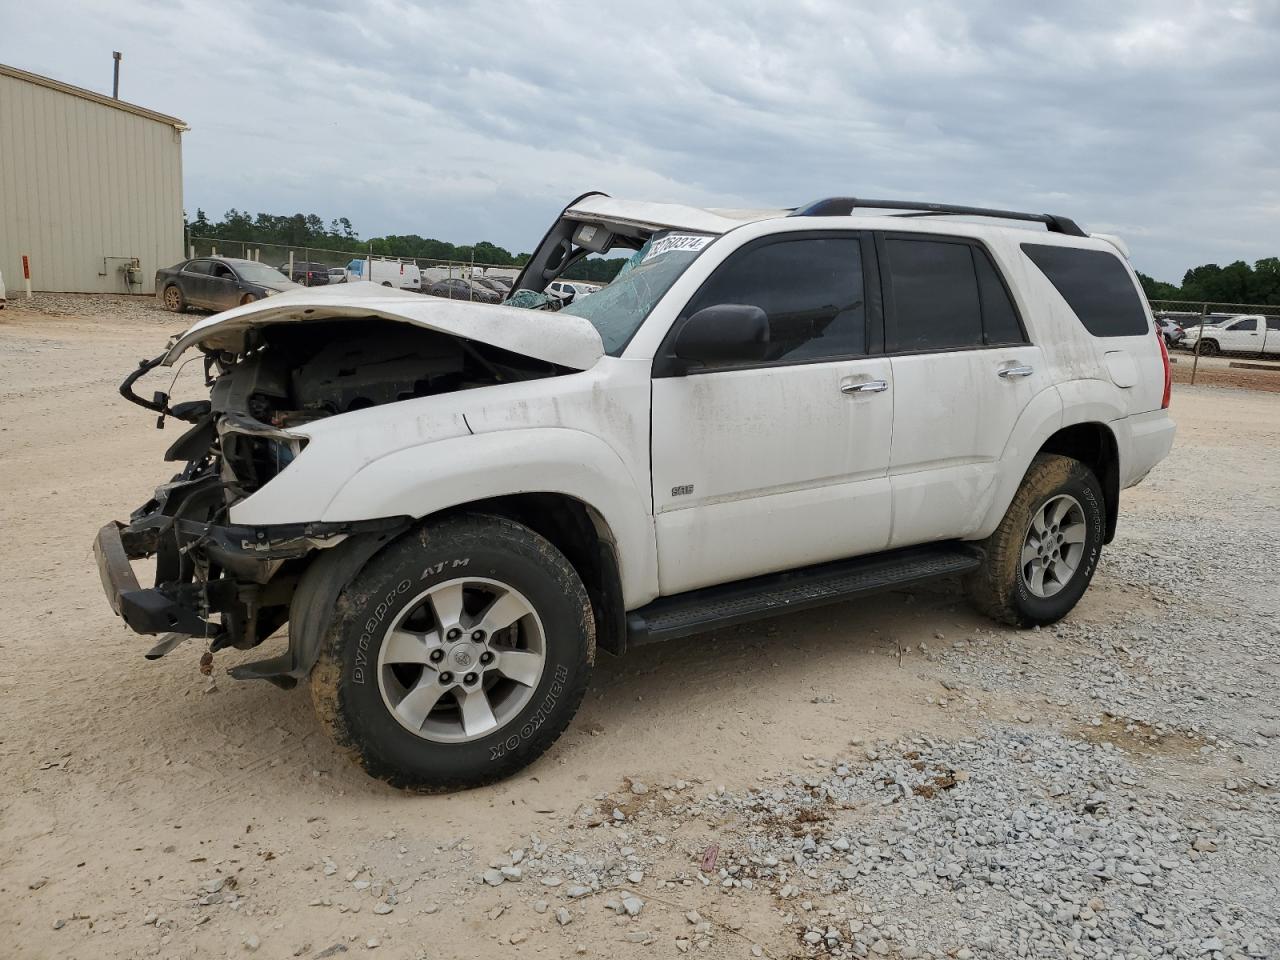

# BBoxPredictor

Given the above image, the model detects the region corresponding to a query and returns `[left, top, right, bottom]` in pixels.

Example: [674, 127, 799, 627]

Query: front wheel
[965, 454, 1105, 627]
[310, 515, 595, 791]
[1198, 339, 1219, 356]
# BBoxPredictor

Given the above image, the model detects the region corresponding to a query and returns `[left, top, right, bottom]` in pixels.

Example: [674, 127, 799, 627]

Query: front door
[650, 232, 894, 594]
[876, 232, 1047, 547]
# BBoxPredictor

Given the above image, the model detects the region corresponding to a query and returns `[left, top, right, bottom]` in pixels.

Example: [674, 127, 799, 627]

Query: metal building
[0, 63, 186, 295]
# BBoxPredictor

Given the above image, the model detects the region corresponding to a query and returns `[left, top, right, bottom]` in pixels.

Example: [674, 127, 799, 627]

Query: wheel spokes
[1060, 521, 1087, 544]
[457, 686, 499, 738]
[428, 582, 466, 629]
[1027, 563, 1046, 595]
[495, 649, 543, 688]
[1021, 540, 1040, 569]
[1048, 497, 1073, 527]
[382, 628, 441, 666]
[395, 677, 450, 730]
[476, 590, 532, 635]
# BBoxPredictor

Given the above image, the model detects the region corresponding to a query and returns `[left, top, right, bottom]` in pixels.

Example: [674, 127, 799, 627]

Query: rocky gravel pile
[4, 291, 171, 323]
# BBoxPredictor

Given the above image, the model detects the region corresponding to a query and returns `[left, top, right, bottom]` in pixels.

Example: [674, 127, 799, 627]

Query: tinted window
[1267, 317, 1280, 332]
[684, 236, 865, 363]
[974, 249, 1025, 345]
[885, 238, 982, 352]
[1228, 319, 1256, 331]
[184, 260, 214, 276]
[1021, 244, 1148, 337]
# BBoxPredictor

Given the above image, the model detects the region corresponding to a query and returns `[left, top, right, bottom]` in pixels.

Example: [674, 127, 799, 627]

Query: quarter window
[683, 236, 866, 363]
[1021, 243, 1148, 337]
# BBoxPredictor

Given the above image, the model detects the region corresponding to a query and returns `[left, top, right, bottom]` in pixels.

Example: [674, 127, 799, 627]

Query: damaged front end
[94, 297, 595, 685]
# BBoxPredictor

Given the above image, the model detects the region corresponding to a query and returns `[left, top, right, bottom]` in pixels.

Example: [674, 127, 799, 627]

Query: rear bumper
[1116, 410, 1176, 489]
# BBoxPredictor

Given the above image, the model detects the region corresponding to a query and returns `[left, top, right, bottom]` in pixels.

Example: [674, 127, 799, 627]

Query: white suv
[96, 193, 1175, 790]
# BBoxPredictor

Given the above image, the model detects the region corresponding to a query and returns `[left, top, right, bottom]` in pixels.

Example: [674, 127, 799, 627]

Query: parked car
[327, 268, 348, 285]
[277, 260, 331, 286]
[156, 257, 298, 312]
[470, 276, 509, 299]
[1181, 314, 1280, 356]
[1152, 315, 1184, 346]
[345, 258, 422, 291]
[547, 279, 598, 301]
[427, 277, 501, 303]
[99, 191, 1174, 791]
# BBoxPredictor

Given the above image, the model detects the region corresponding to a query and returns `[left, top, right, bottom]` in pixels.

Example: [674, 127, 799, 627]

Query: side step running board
[626, 543, 982, 646]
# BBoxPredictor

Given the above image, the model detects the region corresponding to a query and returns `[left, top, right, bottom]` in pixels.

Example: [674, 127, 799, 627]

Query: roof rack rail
[789, 198, 1086, 237]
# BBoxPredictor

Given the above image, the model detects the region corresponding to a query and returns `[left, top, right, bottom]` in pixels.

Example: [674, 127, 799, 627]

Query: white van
[345, 258, 422, 291]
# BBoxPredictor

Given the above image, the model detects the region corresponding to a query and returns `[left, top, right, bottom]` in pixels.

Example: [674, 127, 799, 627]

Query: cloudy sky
[4, 0, 1277, 281]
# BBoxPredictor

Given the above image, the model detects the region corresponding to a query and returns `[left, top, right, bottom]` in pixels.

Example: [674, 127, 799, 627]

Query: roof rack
[789, 197, 1086, 237]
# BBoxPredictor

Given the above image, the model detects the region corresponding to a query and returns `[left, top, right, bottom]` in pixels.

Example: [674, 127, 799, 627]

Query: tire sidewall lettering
[352, 578, 412, 685]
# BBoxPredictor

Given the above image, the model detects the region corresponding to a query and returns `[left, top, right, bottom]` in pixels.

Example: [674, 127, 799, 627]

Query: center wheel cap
[452, 648, 475, 668]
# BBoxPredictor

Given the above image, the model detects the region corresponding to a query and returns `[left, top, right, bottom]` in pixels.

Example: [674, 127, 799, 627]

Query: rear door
[878, 232, 1048, 547]
[650, 231, 894, 593]
[180, 259, 217, 308]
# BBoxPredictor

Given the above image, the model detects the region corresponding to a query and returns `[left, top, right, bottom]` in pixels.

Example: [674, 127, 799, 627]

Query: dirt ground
[1, 296, 1277, 960]
[1168, 350, 1280, 393]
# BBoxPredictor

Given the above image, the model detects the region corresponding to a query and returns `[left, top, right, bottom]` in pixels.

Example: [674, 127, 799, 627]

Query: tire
[310, 514, 595, 791]
[1199, 339, 1219, 356]
[964, 454, 1105, 628]
[240, 293, 257, 306]
[162, 284, 185, 313]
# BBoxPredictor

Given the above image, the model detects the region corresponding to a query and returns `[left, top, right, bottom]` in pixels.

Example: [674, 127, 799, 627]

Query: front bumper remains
[94, 511, 407, 642]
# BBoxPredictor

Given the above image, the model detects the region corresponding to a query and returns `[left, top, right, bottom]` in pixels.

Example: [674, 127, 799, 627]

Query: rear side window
[1021, 244, 1148, 337]
[882, 237, 1025, 352]
[184, 260, 214, 275]
[685, 236, 866, 363]
[1267, 317, 1280, 332]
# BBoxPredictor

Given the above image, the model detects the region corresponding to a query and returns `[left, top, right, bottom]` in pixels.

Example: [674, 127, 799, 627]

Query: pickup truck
[95, 192, 1175, 790]
[1181, 314, 1280, 356]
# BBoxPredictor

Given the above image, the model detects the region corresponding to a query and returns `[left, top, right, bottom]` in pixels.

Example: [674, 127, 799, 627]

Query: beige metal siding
[0, 70, 183, 294]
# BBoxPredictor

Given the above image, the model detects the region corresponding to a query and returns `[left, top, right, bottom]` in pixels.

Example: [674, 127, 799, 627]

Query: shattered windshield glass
[559, 232, 715, 355]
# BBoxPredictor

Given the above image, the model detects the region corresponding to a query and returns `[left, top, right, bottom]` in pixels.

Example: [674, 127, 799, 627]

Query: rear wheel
[162, 284, 185, 313]
[965, 454, 1105, 627]
[310, 515, 595, 791]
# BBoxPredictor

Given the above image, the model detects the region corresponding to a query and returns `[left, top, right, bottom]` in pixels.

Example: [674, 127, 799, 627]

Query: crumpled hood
[162, 281, 605, 370]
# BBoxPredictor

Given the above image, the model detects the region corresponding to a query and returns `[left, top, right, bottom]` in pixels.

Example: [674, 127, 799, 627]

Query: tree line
[1138, 258, 1279, 306]
[185, 209, 629, 282]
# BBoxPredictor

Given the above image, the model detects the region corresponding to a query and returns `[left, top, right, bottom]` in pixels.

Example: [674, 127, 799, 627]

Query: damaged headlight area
[98, 316, 563, 680]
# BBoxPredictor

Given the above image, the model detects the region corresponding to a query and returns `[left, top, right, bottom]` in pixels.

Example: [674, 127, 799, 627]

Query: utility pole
[112, 51, 122, 99]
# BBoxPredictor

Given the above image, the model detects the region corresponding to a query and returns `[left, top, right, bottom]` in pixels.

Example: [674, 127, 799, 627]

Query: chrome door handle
[997, 364, 1034, 379]
[841, 379, 888, 394]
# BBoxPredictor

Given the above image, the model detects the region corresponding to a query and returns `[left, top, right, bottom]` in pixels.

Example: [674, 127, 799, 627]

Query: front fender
[321, 428, 658, 607]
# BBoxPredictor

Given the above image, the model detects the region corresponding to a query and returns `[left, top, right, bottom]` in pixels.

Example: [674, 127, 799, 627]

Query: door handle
[997, 364, 1035, 379]
[841, 379, 888, 394]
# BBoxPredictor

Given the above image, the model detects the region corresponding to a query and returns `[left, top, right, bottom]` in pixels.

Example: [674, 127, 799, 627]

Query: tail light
[1157, 327, 1171, 409]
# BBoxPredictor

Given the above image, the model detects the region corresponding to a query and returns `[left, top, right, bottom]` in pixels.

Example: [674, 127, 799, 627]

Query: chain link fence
[187, 236, 523, 288]
[1148, 299, 1280, 385]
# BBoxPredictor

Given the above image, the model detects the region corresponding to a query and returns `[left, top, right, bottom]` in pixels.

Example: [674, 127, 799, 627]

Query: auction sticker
[643, 234, 713, 262]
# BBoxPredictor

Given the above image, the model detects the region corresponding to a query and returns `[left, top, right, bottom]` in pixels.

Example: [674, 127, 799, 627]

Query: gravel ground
[1, 297, 1278, 959]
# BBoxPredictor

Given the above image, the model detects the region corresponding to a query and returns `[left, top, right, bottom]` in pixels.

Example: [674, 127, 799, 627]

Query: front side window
[1228, 318, 1257, 331]
[1021, 243, 1148, 337]
[681, 236, 866, 363]
[560, 231, 715, 355]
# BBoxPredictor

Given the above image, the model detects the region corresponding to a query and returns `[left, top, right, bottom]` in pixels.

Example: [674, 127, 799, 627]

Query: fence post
[1190, 303, 1207, 386]
[288, 251, 294, 283]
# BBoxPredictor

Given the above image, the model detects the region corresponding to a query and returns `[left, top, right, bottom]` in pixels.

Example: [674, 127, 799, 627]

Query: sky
[3, 0, 1277, 282]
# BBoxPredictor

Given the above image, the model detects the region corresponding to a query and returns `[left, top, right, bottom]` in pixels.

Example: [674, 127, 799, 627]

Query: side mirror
[671, 304, 770, 370]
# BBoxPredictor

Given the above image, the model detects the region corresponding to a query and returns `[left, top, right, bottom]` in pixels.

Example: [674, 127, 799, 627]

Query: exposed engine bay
[102, 316, 566, 673]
